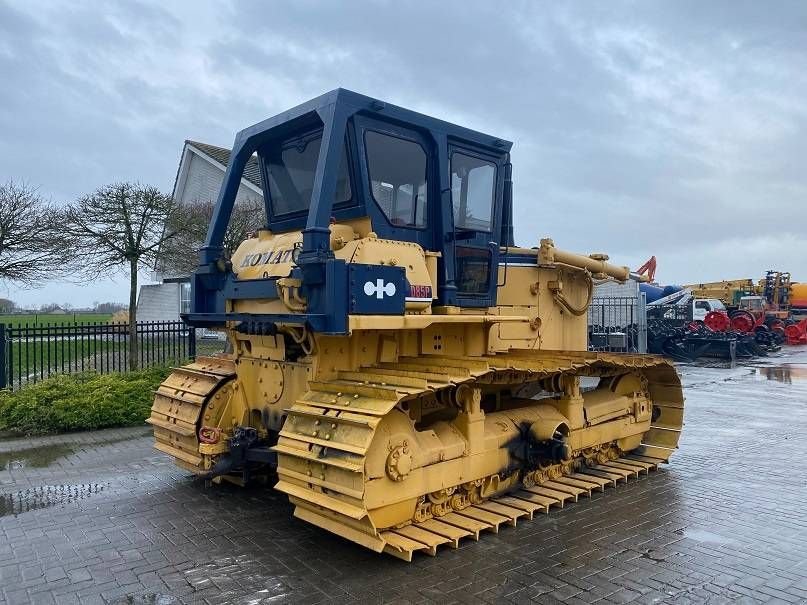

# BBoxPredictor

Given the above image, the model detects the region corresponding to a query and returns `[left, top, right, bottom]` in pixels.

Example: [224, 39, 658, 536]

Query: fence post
[638, 292, 648, 354]
[189, 326, 196, 360]
[0, 324, 6, 389]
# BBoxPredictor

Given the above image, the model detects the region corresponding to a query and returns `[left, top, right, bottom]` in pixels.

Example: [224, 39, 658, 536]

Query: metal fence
[0, 321, 201, 390]
[588, 295, 647, 353]
[646, 303, 691, 327]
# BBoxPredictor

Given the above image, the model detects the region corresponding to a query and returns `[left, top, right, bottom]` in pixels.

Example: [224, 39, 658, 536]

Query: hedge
[0, 367, 171, 435]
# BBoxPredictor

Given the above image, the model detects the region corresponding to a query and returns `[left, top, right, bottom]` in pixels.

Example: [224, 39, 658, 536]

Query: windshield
[265, 131, 351, 217]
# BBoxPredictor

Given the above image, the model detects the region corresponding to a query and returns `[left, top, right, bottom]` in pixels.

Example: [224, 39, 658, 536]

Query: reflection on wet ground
[0, 428, 148, 471]
[752, 364, 807, 383]
[0, 483, 106, 517]
[0, 442, 76, 471]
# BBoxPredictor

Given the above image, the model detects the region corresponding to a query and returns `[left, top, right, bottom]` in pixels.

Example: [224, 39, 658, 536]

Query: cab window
[456, 247, 491, 295]
[695, 301, 710, 311]
[365, 130, 427, 228]
[451, 152, 496, 232]
[265, 132, 351, 217]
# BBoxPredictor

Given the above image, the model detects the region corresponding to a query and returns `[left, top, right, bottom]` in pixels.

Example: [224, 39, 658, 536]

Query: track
[149, 352, 682, 560]
[274, 351, 683, 559]
[147, 356, 236, 473]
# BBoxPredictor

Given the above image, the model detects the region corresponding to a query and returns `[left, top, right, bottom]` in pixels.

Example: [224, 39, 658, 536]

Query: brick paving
[1, 349, 806, 604]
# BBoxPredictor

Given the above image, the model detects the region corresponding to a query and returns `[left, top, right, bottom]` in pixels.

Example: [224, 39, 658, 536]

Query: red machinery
[704, 310, 731, 332]
[635, 256, 657, 283]
[729, 310, 760, 334]
[784, 320, 807, 345]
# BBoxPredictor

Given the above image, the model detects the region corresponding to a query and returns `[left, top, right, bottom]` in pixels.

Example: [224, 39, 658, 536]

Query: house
[136, 140, 264, 322]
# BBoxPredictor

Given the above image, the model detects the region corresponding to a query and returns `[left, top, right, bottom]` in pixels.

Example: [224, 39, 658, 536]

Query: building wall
[593, 279, 639, 298]
[179, 153, 263, 206]
[137, 283, 180, 322]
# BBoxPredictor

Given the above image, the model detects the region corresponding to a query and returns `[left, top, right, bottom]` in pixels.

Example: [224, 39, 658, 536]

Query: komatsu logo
[364, 279, 397, 299]
[240, 248, 296, 267]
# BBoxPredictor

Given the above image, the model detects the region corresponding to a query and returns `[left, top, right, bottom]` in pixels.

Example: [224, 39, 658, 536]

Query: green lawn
[0, 313, 114, 327]
[6, 339, 125, 384]
[4, 336, 201, 389]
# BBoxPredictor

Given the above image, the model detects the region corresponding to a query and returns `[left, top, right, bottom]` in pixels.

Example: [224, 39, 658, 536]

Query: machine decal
[364, 279, 397, 299]
[406, 284, 432, 302]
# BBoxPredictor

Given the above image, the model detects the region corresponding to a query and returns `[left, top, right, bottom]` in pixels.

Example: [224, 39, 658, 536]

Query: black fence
[0, 321, 205, 390]
[588, 296, 646, 353]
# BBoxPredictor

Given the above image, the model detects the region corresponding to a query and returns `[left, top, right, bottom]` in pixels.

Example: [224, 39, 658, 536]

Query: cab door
[449, 146, 503, 308]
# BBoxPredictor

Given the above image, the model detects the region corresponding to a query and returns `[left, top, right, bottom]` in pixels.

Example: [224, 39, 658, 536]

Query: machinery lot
[1, 349, 806, 604]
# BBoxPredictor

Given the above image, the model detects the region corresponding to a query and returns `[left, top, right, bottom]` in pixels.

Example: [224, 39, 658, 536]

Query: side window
[265, 133, 351, 217]
[456, 247, 491, 295]
[695, 301, 710, 311]
[180, 282, 191, 314]
[365, 130, 427, 228]
[451, 152, 496, 232]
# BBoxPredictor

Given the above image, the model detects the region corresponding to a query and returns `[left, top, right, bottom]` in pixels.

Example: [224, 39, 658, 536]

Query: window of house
[180, 282, 191, 314]
[265, 133, 351, 217]
[365, 130, 427, 228]
[451, 152, 496, 232]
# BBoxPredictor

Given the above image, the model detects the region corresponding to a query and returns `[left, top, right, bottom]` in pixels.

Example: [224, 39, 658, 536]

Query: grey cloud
[1, 0, 805, 306]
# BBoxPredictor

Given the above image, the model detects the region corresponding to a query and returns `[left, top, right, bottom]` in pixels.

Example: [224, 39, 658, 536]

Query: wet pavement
[1, 349, 807, 604]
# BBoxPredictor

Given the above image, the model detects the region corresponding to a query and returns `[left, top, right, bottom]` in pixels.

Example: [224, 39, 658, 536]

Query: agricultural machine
[148, 90, 683, 561]
[646, 290, 783, 360]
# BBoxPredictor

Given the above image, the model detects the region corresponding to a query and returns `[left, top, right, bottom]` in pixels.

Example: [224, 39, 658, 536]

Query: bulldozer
[149, 89, 684, 560]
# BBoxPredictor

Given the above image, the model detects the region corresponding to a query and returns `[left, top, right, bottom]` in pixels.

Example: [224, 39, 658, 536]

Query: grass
[6, 339, 125, 382]
[0, 313, 113, 327]
[0, 366, 172, 435]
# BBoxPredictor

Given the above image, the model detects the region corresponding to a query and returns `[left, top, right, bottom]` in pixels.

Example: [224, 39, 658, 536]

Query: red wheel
[704, 311, 730, 332]
[730, 310, 756, 333]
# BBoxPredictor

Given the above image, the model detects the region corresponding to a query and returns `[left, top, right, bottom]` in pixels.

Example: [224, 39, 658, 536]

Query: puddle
[0, 429, 149, 471]
[0, 443, 76, 470]
[0, 483, 106, 517]
[682, 528, 739, 546]
[110, 594, 179, 605]
[750, 364, 807, 384]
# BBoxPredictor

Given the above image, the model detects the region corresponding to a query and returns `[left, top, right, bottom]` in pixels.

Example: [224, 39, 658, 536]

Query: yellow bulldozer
[149, 90, 684, 560]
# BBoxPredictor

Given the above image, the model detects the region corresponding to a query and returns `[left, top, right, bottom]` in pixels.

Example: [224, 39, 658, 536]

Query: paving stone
[1, 352, 806, 603]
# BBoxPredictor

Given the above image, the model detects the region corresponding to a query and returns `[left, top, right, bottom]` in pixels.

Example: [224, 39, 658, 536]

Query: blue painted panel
[348, 264, 406, 315]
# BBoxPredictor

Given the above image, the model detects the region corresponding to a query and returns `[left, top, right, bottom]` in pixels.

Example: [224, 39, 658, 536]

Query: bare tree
[62, 183, 185, 370]
[0, 181, 67, 287]
[157, 197, 264, 277]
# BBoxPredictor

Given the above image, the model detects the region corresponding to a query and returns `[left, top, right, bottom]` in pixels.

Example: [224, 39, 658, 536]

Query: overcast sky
[2, 0, 805, 308]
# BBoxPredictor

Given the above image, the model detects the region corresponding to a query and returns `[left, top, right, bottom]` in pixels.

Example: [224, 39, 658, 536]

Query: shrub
[0, 366, 171, 435]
